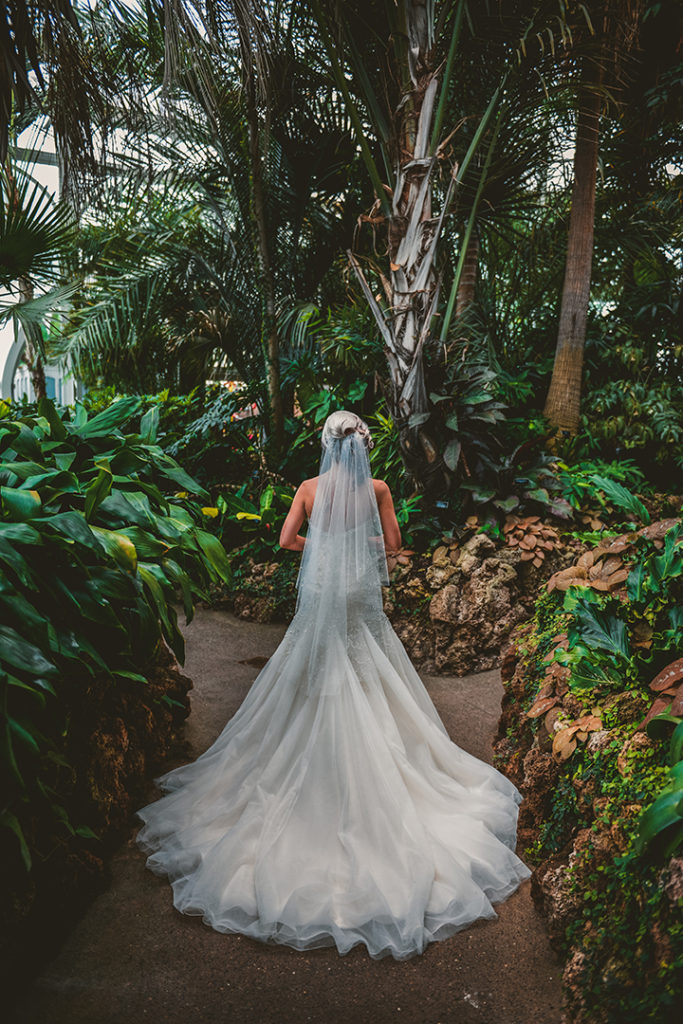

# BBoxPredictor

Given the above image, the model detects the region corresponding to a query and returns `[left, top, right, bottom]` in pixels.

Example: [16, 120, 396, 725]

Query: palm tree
[53, 1, 366, 414]
[0, 159, 76, 398]
[310, 0, 580, 489]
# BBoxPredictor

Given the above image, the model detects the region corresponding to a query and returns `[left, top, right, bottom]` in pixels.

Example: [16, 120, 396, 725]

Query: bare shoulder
[299, 476, 318, 493]
[298, 476, 318, 515]
[372, 478, 392, 503]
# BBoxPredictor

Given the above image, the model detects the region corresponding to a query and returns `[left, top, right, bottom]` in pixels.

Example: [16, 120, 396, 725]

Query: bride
[135, 410, 531, 960]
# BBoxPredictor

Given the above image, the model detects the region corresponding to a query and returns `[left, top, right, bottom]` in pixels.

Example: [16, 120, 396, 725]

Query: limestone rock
[431, 545, 450, 567]
[429, 584, 459, 624]
[425, 562, 458, 589]
[586, 729, 613, 754]
[661, 857, 683, 903]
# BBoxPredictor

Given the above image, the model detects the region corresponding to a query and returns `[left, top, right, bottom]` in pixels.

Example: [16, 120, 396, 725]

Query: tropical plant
[310, 0, 550, 484]
[0, 395, 231, 870]
[633, 707, 683, 858]
[217, 482, 295, 563]
[0, 159, 78, 398]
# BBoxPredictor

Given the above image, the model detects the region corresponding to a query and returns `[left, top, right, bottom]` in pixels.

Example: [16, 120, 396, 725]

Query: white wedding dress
[135, 432, 531, 960]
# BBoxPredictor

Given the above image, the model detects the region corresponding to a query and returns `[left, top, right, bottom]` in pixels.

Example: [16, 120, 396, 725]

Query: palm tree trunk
[455, 228, 479, 317]
[543, 63, 602, 435]
[18, 277, 46, 402]
[235, 7, 284, 454]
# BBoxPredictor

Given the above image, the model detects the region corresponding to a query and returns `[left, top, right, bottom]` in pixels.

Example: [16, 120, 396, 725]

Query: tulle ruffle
[135, 613, 531, 960]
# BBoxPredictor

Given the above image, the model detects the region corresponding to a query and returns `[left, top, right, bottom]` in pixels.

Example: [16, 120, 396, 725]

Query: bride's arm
[279, 483, 308, 551]
[374, 480, 402, 554]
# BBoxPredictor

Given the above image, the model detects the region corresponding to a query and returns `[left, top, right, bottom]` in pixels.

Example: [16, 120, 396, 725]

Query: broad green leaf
[40, 511, 96, 547]
[670, 721, 683, 764]
[0, 486, 41, 520]
[76, 396, 142, 438]
[140, 405, 159, 443]
[155, 457, 208, 498]
[99, 490, 152, 527]
[0, 460, 45, 480]
[195, 528, 232, 583]
[113, 670, 148, 684]
[91, 526, 137, 571]
[0, 810, 31, 870]
[0, 522, 42, 545]
[635, 789, 683, 850]
[573, 604, 630, 659]
[37, 397, 67, 440]
[84, 465, 113, 521]
[0, 540, 35, 588]
[117, 526, 168, 559]
[10, 423, 41, 459]
[163, 557, 195, 623]
[443, 439, 461, 471]
[9, 716, 41, 754]
[589, 475, 650, 525]
[0, 625, 57, 676]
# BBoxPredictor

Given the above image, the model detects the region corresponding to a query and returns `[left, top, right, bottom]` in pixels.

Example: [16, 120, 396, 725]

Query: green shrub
[0, 396, 231, 871]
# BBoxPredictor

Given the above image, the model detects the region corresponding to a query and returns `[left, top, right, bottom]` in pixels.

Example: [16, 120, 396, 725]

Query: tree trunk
[455, 228, 479, 317]
[235, 9, 285, 454]
[543, 64, 602, 435]
[348, 1, 446, 489]
[18, 276, 47, 402]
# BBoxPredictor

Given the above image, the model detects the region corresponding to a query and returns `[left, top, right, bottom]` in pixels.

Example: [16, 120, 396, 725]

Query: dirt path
[11, 609, 563, 1024]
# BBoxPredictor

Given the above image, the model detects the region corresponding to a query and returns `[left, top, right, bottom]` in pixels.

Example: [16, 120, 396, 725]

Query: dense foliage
[499, 517, 683, 1022]
[0, 396, 230, 872]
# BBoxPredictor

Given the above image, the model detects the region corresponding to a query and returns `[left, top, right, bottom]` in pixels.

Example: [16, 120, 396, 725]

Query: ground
[10, 609, 563, 1024]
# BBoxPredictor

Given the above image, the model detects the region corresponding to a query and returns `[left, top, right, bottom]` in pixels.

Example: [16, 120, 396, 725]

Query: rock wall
[493, 528, 683, 1024]
[387, 532, 578, 674]
[228, 529, 580, 676]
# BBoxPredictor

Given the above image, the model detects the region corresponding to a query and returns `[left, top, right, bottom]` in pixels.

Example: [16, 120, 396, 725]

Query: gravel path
[11, 609, 563, 1024]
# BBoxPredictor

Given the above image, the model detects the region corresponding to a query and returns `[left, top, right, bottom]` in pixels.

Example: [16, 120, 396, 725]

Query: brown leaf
[574, 714, 603, 731]
[555, 577, 588, 591]
[527, 696, 560, 718]
[602, 555, 624, 575]
[649, 657, 683, 692]
[520, 549, 536, 561]
[605, 537, 633, 554]
[640, 518, 679, 542]
[637, 697, 674, 731]
[607, 568, 630, 590]
[545, 707, 562, 734]
[552, 728, 578, 761]
[533, 556, 544, 568]
[577, 550, 596, 569]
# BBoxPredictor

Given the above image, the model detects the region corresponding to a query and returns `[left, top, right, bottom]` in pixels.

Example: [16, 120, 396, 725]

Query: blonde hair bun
[321, 410, 374, 449]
